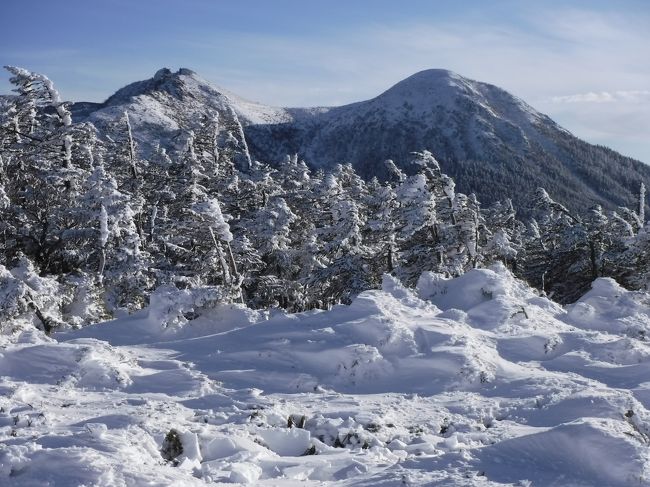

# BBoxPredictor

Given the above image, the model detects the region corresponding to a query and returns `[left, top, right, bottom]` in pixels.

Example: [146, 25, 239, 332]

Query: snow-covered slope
[3, 265, 650, 485]
[246, 68, 650, 214]
[249, 68, 553, 168]
[73, 68, 291, 156]
[73, 68, 650, 214]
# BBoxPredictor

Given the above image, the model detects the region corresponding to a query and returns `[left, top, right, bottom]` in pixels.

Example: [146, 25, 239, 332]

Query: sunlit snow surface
[2, 264, 650, 486]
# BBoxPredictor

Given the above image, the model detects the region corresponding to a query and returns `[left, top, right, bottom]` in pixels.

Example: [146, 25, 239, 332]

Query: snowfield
[2, 265, 650, 486]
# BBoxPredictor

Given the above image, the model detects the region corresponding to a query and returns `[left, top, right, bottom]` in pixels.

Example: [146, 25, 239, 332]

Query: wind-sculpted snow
[2, 265, 650, 485]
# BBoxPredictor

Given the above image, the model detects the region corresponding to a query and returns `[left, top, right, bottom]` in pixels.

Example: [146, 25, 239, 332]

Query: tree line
[1, 67, 648, 331]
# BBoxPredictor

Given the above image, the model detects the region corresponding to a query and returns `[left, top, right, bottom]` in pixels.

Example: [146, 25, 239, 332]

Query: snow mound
[418, 263, 538, 312]
[565, 277, 650, 335]
[477, 418, 650, 486]
[3, 267, 650, 485]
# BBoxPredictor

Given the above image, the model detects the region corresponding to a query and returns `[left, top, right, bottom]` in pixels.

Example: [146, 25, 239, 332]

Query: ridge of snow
[99, 68, 291, 126]
[83, 66, 549, 131]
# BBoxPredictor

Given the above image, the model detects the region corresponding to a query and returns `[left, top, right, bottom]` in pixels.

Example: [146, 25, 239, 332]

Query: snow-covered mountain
[73, 68, 650, 214]
[3, 266, 650, 485]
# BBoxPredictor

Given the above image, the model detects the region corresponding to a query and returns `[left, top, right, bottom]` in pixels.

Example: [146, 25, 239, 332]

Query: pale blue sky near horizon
[1, 0, 648, 163]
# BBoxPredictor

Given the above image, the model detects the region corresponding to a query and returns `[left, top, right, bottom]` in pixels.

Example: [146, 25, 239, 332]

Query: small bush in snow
[161, 429, 183, 464]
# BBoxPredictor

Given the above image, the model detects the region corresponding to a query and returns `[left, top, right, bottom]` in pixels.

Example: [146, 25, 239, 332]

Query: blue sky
[1, 0, 649, 162]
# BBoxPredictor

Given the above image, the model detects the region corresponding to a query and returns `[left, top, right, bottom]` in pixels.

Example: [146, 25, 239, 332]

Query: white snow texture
[2, 264, 650, 486]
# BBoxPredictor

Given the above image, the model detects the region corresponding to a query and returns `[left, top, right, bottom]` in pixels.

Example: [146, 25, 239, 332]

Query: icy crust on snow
[3, 266, 650, 485]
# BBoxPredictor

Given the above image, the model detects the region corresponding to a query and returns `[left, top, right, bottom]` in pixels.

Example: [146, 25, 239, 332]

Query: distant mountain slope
[72, 68, 650, 214]
[71, 68, 291, 156]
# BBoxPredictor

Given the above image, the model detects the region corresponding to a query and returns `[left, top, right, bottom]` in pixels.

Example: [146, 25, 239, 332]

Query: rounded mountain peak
[378, 68, 476, 100]
[406, 68, 461, 80]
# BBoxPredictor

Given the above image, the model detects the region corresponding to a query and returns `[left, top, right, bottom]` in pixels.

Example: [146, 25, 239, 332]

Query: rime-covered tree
[520, 188, 579, 298]
[482, 199, 523, 271]
[306, 196, 369, 307]
[81, 152, 149, 313]
[245, 196, 301, 309]
[363, 177, 398, 276]
[0, 66, 90, 274]
[153, 132, 240, 301]
[393, 172, 437, 284]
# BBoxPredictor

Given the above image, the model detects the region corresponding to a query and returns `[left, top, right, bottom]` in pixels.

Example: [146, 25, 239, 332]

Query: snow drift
[2, 265, 650, 485]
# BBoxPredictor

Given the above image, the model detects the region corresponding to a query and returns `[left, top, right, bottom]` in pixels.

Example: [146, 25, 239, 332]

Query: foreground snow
[2, 265, 650, 486]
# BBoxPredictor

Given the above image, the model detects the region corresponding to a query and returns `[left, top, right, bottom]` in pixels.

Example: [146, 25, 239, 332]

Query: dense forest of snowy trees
[1, 67, 649, 332]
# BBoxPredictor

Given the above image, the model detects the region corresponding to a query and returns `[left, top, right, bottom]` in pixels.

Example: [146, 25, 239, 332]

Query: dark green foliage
[302, 445, 317, 455]
[288, 414, 307, 429]
[161, 429, 183, 464]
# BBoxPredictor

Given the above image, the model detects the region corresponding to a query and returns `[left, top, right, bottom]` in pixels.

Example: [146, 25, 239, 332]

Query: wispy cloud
[551, 91, 650, 104]
[185, 7, 649, 111]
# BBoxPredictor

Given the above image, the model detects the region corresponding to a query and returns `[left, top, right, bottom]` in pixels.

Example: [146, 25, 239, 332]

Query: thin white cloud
[551, 91, 650, 104]
[186, 7, 650, 109]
